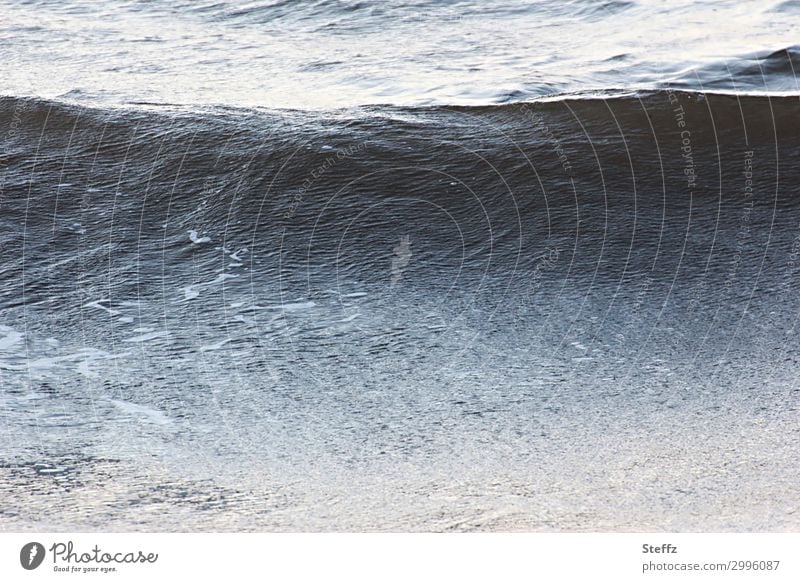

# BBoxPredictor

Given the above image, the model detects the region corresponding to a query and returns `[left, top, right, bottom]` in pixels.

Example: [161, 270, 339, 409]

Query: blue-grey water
[0, 0, 799, 531]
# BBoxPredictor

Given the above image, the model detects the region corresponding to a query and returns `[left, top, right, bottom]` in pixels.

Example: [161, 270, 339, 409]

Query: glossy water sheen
[0, 0, 799, 532]
[1, 0, 799, 108]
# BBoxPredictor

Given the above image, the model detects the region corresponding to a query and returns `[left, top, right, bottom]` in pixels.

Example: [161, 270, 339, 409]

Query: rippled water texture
[1, 0, 800, 108]
[1, 0, 799, 532]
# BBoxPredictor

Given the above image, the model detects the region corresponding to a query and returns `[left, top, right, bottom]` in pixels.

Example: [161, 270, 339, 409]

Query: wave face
[2, 90, 800, 530]
[1, 0, 800, 108]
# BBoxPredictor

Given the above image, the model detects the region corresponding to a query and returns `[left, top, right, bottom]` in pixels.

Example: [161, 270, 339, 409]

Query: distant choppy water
[1, 0, 799, 532]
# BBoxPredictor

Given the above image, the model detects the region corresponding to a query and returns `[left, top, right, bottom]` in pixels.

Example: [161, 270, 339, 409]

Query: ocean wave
[668, 46, 800, 93]
[1, 89, 798, 306]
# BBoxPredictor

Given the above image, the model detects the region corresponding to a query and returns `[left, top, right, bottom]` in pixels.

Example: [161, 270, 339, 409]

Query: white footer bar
[1, 533, 797, 581]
